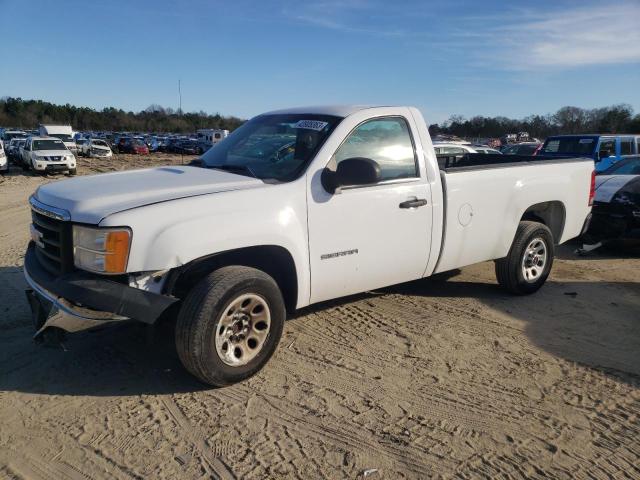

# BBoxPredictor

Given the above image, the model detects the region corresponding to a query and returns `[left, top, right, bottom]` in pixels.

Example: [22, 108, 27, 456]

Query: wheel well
[520, 201, 566, 243]
[166, 245, 298, 313]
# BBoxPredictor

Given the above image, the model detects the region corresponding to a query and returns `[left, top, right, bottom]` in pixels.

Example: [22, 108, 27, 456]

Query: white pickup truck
[24, 106, 594, 386]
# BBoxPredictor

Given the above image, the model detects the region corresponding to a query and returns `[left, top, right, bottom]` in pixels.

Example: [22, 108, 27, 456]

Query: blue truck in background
[539, 134, 640, 172]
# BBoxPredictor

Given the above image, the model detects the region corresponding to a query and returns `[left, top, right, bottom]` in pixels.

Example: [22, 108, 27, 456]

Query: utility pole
[179, 79, 183, 164]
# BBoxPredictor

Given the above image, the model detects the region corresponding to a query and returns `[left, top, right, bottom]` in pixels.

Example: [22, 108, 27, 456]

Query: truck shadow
[556, 239, 640, 261]
[0, 262, 638, 396]
[0, 263, 206, 396]
[385, 273, 640, 386]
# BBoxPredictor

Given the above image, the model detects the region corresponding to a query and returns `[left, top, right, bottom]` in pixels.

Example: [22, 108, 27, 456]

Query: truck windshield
[33, 140, 66, 150]
[200, 114, 342, 181]
[541, 136, 597, 155]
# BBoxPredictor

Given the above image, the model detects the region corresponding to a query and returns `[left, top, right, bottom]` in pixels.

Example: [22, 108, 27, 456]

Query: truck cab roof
[261, 105, 388, 117]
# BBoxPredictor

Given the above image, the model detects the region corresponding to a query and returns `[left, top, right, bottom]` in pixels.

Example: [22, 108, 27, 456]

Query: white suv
[0, 141, 7, 173]
[21, 136, 76, 175]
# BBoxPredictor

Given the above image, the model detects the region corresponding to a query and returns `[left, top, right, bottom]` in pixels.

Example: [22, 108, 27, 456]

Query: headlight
[73, 226, 131, 274]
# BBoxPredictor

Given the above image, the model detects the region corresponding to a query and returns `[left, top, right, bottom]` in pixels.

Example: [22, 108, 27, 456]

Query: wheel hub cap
[521, 237, 547, 282]
[214, 294, 271, 367]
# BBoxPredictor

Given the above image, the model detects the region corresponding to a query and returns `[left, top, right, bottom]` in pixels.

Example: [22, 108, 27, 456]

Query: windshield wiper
[207, 164, 258, 179]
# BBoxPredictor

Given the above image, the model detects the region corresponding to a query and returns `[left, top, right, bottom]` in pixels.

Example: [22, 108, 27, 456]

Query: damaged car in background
[581, 157, 640, 251]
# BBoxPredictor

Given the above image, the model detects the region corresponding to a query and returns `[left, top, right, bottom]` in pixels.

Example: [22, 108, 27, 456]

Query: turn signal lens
[104, 230, 131, 273]
[73, 226, 131, 274]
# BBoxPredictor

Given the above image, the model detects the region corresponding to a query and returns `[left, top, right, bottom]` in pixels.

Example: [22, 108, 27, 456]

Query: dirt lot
[1, 156, 639, 479]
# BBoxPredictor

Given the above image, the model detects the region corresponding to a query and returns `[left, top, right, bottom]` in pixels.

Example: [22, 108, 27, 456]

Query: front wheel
[175, 266, 285, 386]
[495, 221, 554, 295]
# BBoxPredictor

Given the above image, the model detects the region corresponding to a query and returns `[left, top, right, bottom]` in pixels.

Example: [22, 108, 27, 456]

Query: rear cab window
[541, 136, 597, 155]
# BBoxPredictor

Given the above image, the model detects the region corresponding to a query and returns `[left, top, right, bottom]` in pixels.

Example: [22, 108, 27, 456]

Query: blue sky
[0, 0, 638, 123]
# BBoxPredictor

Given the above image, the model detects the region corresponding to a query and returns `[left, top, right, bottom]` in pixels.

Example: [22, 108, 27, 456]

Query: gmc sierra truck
[24, 106, 594, 386]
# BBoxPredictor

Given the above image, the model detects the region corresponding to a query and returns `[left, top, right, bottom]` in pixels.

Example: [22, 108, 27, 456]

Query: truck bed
[432, 155, 594, 274]
[436, 153, 588, 171]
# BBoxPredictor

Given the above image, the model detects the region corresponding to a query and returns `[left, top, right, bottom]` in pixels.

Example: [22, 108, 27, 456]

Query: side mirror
[322, 157, 381, 194]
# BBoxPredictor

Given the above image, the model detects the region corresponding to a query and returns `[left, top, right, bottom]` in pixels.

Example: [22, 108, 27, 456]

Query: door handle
[399, 198, 428, 209]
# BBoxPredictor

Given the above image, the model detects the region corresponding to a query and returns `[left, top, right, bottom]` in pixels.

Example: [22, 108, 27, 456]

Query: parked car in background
[144, 136, 160, 152]
[472, 146, 503, 154]
[598, 157, 640, 176]
[76, 138, 88, 154]
[540, 134, 640, 173]
[2, 129, 28, 146]
[174, 139, 201, 155]
[38, 125, 77, 153]
[115, 136, 131, 153]
[163, 137, 184, 153]
[434, 143, 503, 155]
[433, 143, 477, 154]
[582, 157, 640, 247]
[0, 141, 7, 173]
[7, 138, 27, 163]
[82, 138, 113, 158]
[20, 136, 76, 175]
[501, 142, 541, 155]
[119, 137, 149, 154]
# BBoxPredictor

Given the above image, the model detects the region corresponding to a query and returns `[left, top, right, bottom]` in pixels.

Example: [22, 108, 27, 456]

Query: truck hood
[34, 166, 265, 224]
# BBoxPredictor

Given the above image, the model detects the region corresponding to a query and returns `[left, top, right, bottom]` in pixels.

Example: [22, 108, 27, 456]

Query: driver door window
[598, 138, 615, 157]
[334, 117, 417, 182]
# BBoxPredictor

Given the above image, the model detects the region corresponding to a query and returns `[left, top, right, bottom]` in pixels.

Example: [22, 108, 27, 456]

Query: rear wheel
[175, 266, 285, 386]
[495, 221, 554, 295]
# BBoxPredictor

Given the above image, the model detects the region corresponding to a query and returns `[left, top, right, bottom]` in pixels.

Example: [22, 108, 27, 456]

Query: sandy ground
[0, 156, 639, 479]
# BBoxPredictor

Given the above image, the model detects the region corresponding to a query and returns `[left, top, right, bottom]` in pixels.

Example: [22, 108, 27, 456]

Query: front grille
[45, 164, 69, 172]
[31, 210, 74, 275]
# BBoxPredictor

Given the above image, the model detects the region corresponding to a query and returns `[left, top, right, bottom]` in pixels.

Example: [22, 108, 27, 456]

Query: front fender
[100, 180, 311, 308]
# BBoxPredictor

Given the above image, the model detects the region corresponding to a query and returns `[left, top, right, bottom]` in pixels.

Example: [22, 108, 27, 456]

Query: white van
[38, 125, 77, 153]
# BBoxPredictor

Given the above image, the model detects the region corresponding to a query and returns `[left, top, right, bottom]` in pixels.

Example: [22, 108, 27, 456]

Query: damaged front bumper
[25, 269, 130, 337]
[24, 243, 178, 338]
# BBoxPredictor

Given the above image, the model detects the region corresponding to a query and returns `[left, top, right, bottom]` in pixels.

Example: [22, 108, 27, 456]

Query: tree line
[3, 97, 639, 139]
[0, 97, 245, 133]
[429, 104, 640, 139]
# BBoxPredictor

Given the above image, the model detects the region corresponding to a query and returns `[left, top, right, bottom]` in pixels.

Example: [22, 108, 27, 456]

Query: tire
[68, 168, 77, 176]
[175, 266, 285, 386]
[495, 221, 554, 295]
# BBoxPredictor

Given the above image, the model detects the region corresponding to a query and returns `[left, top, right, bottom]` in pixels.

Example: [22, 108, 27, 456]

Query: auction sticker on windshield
[294, 120, 329, 131]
